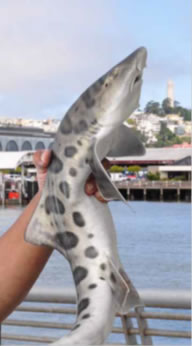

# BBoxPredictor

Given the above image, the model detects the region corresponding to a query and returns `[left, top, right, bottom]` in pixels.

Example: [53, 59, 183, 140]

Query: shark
[25, 47, 147, 344]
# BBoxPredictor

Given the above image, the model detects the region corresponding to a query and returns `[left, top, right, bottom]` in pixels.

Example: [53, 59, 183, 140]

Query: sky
[0, 0, 191, 119]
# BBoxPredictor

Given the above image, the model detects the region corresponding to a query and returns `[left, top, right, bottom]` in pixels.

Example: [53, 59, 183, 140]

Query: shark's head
[81, 47, 147, 128]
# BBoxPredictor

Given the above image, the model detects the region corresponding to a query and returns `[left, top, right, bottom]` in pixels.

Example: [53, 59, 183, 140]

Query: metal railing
[116, 180, 191, 189]
[0, 287, 191, 345]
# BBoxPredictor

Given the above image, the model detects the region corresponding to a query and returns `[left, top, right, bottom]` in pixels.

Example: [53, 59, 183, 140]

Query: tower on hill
[167, 80, 174, 107]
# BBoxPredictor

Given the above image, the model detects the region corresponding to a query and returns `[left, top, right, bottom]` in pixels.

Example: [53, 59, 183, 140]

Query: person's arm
[0, 150, 109, 321]
[0, 191, 52, 321]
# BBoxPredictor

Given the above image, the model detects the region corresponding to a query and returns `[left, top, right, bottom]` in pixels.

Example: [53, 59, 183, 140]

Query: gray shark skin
[25, 47, 147, 345]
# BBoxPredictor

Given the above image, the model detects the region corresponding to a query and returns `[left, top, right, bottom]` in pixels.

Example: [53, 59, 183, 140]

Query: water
[0, 201, 191, 344]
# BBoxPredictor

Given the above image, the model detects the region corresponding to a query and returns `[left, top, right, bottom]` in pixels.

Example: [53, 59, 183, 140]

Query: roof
[108, 147, 192, 164]
[0, 151, 34, 169]
[159, 166, 191, 172]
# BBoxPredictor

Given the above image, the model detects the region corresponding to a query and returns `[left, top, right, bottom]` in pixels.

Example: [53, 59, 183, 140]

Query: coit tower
[167, 80, 174, 107]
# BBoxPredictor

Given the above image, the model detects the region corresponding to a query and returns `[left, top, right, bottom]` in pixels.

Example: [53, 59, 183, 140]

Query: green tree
[162, 98, 173, 114]
[144, 100, 161, 115]
[154, 122, 184, 147]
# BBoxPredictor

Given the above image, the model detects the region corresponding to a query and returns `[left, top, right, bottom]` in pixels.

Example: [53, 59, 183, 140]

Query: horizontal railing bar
[15, 306, 191, 321]
[16, 306, 76, 314]
[24, 287, 191, 309]
[1, 333, 56, 343]
[3, 319, 122, 334]
[2, 327, 190, 340]
[132, 311, 191, 321]
[3, 319, 73, 330]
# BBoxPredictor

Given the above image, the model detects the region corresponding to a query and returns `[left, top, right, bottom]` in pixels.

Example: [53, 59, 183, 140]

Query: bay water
[0, 201, 191, 345]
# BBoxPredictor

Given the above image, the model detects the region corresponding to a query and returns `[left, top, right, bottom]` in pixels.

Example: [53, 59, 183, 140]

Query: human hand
[33, 150, 52, 192]
[33, 150, 110, 203]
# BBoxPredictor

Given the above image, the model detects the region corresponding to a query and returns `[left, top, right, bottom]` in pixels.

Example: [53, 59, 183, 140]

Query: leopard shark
[25, 47, 147, 344]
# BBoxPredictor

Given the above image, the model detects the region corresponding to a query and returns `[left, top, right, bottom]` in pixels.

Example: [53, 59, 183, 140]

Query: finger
[33, 150, 52, 171]
[85, 175, 97, 195]
[95, 190, 108, 203]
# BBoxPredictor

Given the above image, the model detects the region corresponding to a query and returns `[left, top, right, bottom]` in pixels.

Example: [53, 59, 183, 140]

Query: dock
[0, 180, 191, 206]
[116, 180, 191, 202]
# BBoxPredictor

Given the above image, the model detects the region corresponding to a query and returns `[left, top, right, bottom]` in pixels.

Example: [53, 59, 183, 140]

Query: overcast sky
[0, 0, 190, 119]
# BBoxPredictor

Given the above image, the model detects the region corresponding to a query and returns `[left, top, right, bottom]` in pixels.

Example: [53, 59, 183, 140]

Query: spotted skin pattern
[25, 47, 147, 345]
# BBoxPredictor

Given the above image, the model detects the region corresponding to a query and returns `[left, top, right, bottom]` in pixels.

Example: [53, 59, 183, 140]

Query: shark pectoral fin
[25, 194, 57, 250]
[89, 142, 126, 202]
[108, 124, 145, 157]
[108, 259, 143, 314]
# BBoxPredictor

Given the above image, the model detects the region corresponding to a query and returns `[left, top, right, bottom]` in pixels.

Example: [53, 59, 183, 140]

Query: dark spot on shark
[100, 263, 106, 270]
[73, 266, 88, 286]
[69, 167, 77, 177]
[60, 114, 73, 134]
[100, 277, 105, 280]
[82, 314, 90, 319]
[59, 181, 70, 198]
[82, 90, 95, 108]
[75, 106, 79, 112]
[85, 246, 98, 258]
[73, 212, 85, 227]
[49, 153, 63, 174]
[88, 233, 94, 238]
[89, 284, 97, 289]
[64, 146, 77, 158]
[74, 120, 88, 134]
[91, 119, 97, 125]
[72, 324, 80, 331]
[78, 298, 90, 315]
[56, 231, 79, 250]
[77, 140, 82, 146]
[45, 196, 65, 215]
[110, 272, 117, 284]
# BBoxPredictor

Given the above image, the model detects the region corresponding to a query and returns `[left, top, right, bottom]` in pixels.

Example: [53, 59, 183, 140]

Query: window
[22, 141, 33, 150]
[6, 140, 19, 151]
[35, 141, 45, 150]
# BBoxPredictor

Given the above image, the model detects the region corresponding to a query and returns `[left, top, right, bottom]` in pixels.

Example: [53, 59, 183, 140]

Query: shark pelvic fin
[88, 124, 145, 201]
[89, 141, 126, 202]
[107, 258, 143, 314]
[108, 124, 145, 157]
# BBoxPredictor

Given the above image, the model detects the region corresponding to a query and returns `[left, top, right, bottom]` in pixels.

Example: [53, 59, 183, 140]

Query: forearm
[0, 193, 53, 321]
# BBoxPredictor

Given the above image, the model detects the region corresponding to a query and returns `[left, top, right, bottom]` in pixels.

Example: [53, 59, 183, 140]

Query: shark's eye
[105, 83, 108, 88]
[134, 75, 141, 84]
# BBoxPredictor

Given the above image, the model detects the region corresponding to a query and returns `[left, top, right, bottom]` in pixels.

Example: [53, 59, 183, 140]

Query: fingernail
[41, 150, 49, 163]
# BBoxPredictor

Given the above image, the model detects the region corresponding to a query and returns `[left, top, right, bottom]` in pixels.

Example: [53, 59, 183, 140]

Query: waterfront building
[0, 126, 55, 151]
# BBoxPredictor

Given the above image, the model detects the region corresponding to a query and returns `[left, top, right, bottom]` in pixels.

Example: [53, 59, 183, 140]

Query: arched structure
[21, 141, 33, 150]
[35, 141, 45, 150]
[6, 140, 19, 151]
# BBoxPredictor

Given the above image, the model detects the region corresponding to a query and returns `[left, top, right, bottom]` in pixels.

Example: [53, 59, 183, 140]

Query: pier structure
[0, 148, 191, 205]
[117, 180, 191, 202]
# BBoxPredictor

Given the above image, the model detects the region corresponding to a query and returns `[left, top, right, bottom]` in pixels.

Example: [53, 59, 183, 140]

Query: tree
[162, 98, 173, 114]
[154, 122, 183, 147]
[144, 100, 161, 115]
